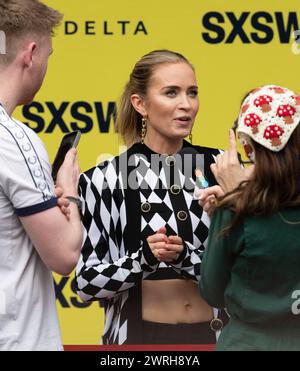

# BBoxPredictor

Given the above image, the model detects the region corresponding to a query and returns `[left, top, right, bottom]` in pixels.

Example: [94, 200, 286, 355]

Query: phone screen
[52, 130, 81, 182]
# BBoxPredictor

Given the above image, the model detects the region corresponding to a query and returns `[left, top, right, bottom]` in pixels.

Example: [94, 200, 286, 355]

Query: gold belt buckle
[210, 318, 223, 332]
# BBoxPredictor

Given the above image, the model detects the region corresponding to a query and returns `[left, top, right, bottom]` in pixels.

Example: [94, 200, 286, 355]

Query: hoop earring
[141, 117, 147, 144]
[189, 132, 193, 144]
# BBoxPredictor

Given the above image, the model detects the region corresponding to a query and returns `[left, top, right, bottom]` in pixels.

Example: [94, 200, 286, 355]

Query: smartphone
[52, 130, 81, 182]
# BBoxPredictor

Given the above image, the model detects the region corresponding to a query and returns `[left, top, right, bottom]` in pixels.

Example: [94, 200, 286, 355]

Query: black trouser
[141, 320, 216, 344]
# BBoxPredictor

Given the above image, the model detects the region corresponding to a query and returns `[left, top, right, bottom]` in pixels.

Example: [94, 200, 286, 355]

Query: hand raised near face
[210, 129, 254, 193]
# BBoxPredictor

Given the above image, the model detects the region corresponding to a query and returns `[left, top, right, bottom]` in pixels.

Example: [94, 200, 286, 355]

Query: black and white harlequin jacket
[75, 141, 222, 344]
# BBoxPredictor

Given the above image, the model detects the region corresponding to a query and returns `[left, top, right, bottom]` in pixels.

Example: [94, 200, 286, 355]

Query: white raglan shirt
[0, 105, 62, 350]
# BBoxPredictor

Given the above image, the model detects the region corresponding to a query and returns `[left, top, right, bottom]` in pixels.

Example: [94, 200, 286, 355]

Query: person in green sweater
[199, 84, 300, 351]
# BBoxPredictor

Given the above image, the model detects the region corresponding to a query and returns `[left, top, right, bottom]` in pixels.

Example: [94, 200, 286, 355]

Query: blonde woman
[76, 50, 226, 344]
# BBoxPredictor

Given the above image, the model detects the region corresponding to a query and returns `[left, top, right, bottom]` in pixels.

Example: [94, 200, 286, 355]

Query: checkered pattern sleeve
[75, 164, 160, 302]
[169, 241, 202, 282]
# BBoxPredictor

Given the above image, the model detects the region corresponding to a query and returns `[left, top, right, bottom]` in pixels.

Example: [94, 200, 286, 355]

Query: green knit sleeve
[199, 208, 243, 308]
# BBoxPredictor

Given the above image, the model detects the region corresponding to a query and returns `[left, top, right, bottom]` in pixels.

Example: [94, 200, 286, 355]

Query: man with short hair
[0, 0, 83, 350]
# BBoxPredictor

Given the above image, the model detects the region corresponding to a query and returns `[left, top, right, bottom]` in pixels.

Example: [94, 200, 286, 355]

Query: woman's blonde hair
[116, 50, 194, 147]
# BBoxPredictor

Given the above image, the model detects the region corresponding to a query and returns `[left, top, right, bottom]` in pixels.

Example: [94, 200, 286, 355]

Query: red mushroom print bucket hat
[237, 85, 300, 153]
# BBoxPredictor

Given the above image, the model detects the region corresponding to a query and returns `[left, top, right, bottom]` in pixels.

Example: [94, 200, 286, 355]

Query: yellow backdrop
[15, 0, 300, 345]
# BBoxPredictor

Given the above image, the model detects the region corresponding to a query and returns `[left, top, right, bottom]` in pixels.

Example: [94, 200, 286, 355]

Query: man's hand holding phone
[52, 131, 81, 183]
[56, 148, 80, 196]
[56, 148, 81, 218]
[52, 131, 81, 216]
